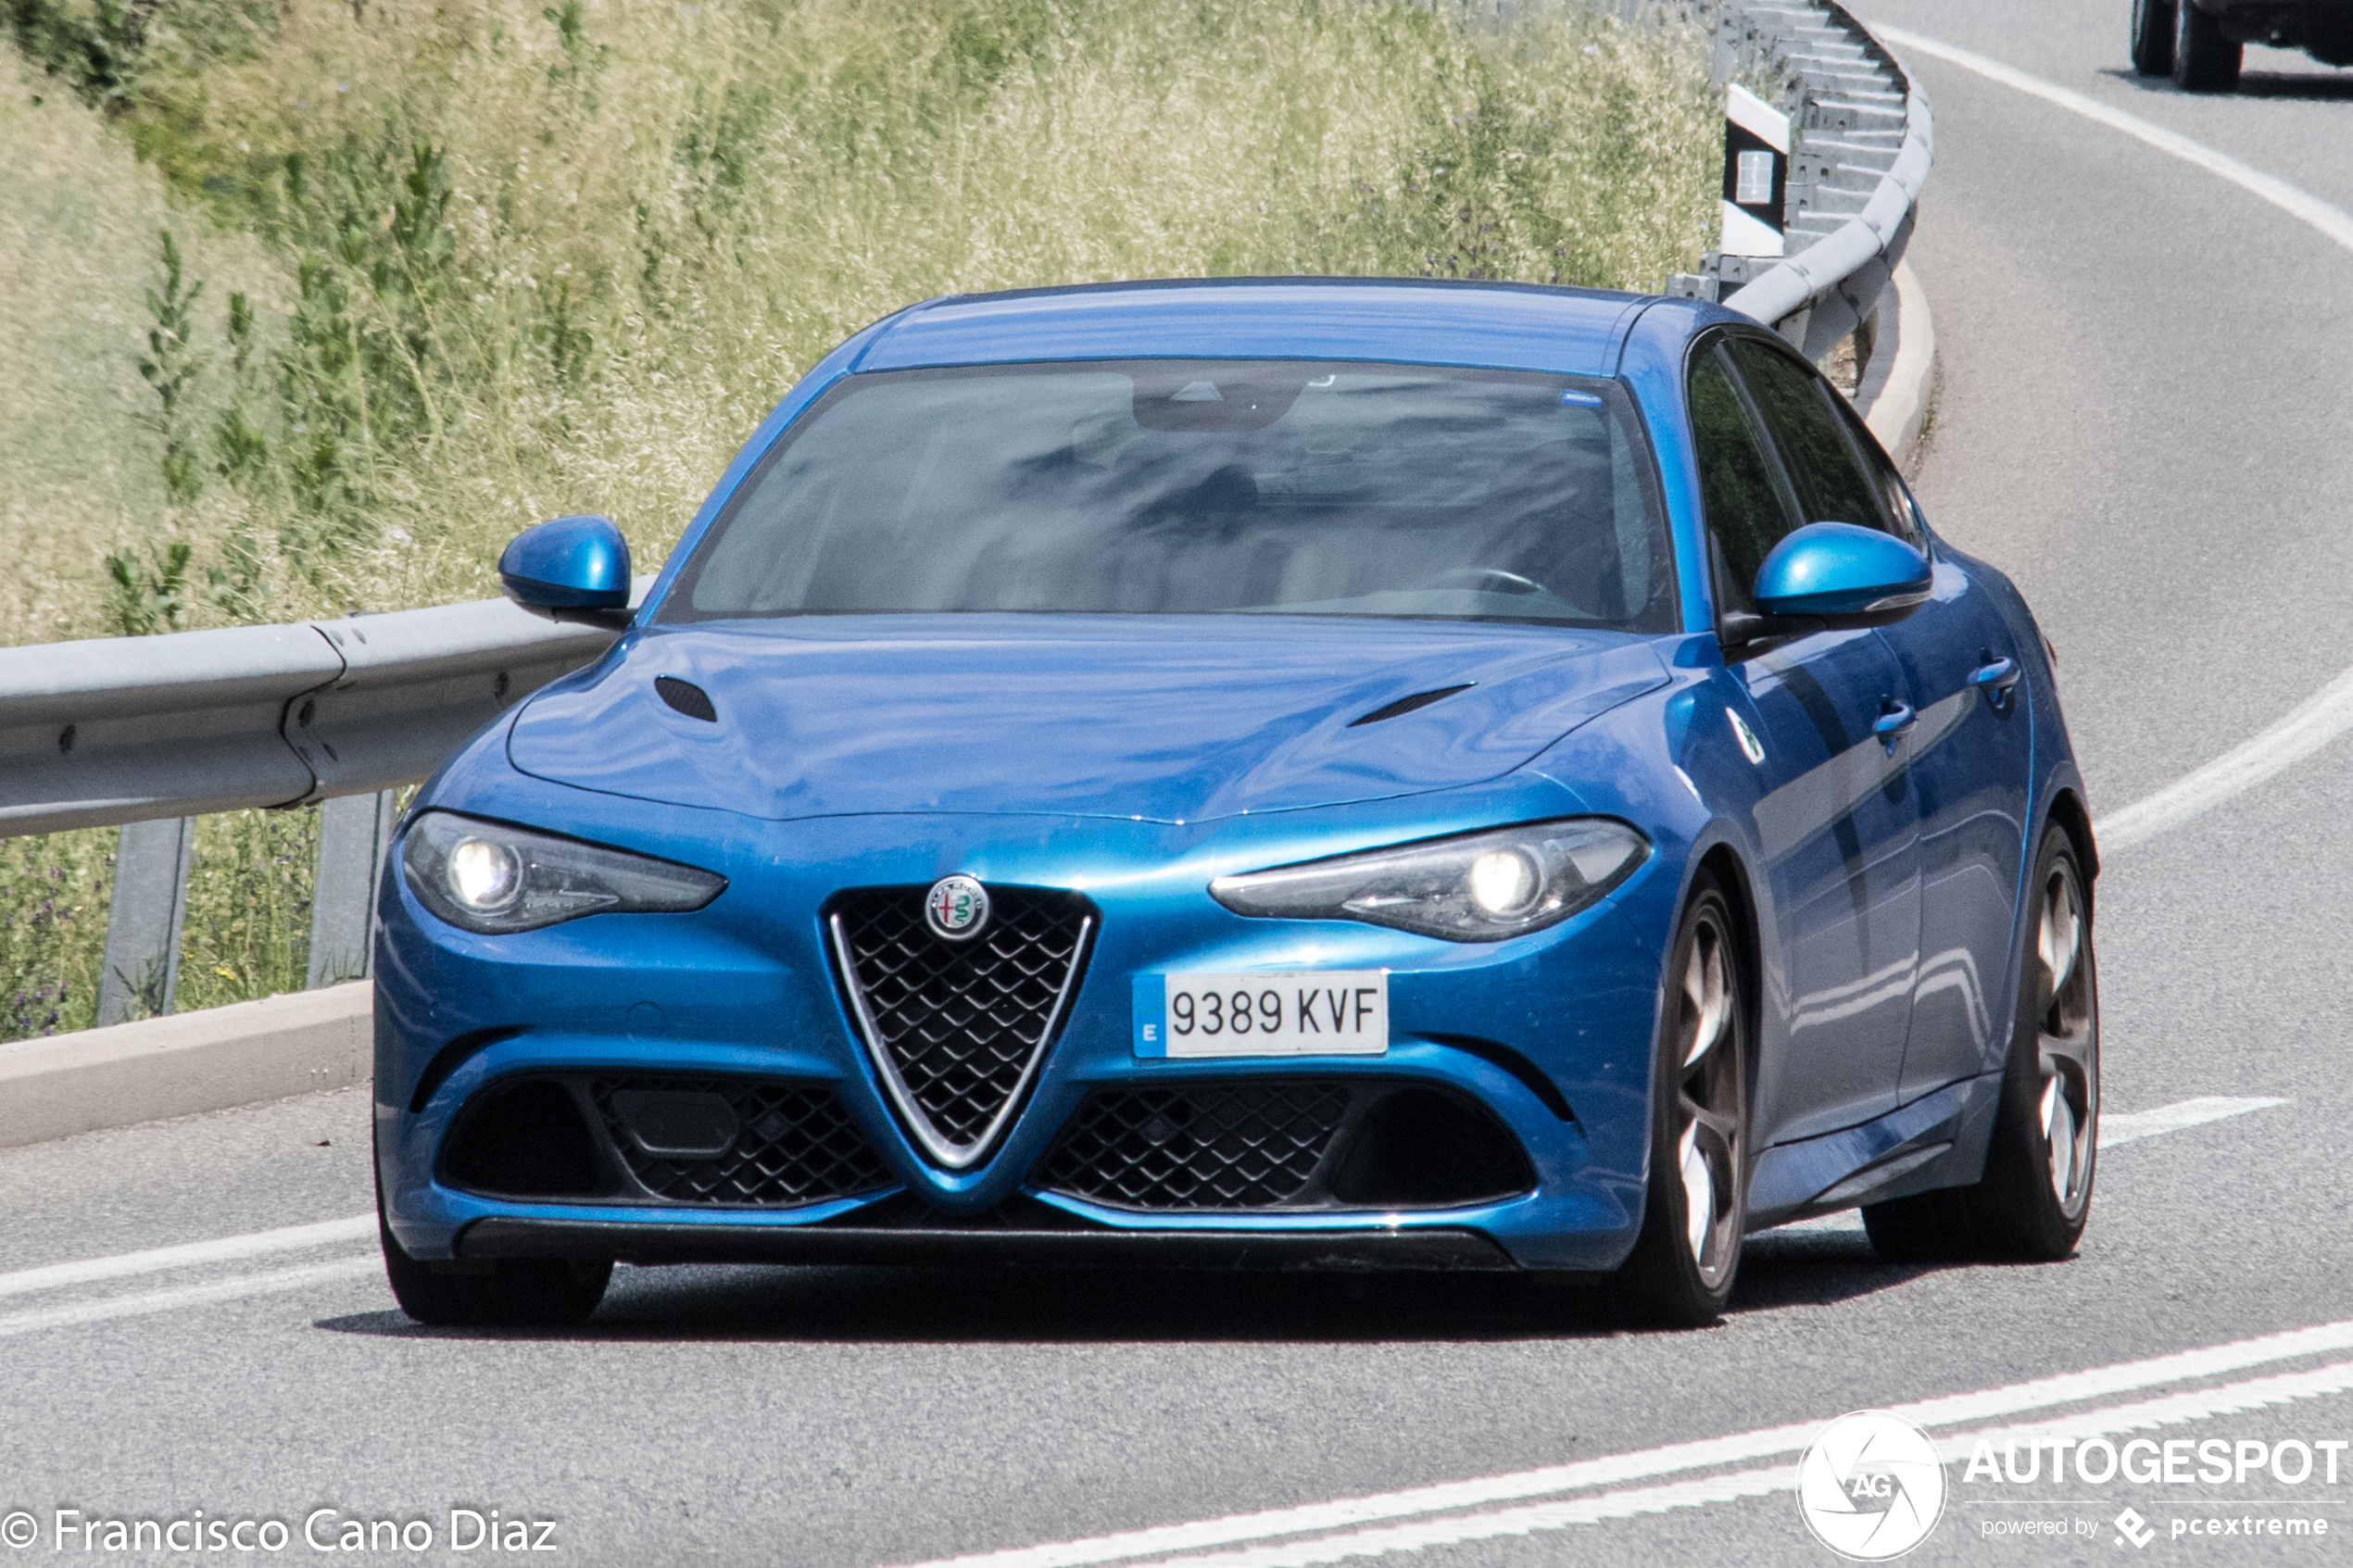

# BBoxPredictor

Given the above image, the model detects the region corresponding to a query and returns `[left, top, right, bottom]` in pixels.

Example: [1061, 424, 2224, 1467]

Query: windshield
[663, 358, 1676, 630]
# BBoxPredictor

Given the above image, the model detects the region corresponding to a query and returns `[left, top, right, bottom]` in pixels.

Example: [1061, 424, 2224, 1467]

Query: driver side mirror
[498, 514, 634, 630]
[1725, 521, 1931, 645]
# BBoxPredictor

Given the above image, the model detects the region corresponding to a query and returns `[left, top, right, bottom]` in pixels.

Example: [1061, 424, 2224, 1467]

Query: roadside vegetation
[0, 0, 1718, 1036]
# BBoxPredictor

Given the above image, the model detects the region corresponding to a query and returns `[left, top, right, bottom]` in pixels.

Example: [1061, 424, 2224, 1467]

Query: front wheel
[1865, 822, 2098, 1261]
[2173, 0, 2244, 90]
[376, 1142, 610, 1328]
[2131, 0, 2178, 74]
[1617, 874, 1749, 1327]
[381, 1212, 612, 1328]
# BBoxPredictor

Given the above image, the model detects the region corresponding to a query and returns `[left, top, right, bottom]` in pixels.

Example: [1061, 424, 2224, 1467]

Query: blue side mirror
[499, 515, 633, 629]
[1750, 521, 1931, 629]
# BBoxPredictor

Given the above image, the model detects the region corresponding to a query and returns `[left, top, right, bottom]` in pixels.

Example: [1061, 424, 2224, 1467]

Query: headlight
[401, 810, 725, 935]
[1209, 819, 1648, 943]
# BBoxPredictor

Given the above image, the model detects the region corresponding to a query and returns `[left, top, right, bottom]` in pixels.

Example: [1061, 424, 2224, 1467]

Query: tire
[377, 1151, 610, 1327]
[1864, 822, 2098, 1263]
[2173, 0, 2243, 90]
[2132, 0, 2178, 74]
[1617, 874, 1749, 1327]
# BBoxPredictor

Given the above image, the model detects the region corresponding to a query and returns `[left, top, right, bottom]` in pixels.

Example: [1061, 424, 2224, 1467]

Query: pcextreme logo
[1797, 1410, 1949, 1561]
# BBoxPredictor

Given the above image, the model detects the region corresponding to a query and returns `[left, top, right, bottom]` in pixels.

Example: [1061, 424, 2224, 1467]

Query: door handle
[1970, 656, 2021, 694]
[1874, 702, 1917, 746]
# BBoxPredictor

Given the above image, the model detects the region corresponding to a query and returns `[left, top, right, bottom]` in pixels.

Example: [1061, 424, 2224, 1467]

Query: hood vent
[1348, 683, 1474, 727]
[655, 676, 718, 722]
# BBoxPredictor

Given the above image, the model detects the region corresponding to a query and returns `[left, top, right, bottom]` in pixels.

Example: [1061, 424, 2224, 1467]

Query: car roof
[852, 277, 1663, 380]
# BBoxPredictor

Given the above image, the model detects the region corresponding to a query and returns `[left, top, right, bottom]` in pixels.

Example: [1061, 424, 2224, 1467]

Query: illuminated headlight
[1209, 819, 1649, 943]
[401, 810, 725, 935]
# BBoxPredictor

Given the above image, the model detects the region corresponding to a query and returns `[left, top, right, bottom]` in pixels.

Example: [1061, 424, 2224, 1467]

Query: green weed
[1, 0, 1718, 1026]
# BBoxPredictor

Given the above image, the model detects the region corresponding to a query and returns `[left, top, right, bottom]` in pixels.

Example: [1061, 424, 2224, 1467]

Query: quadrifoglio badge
[1798, 1411, 1948, 1560]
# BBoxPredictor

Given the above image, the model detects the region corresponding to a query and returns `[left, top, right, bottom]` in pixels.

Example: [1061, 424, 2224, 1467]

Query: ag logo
[925, 874, 991, 942]
[1796, 1410, 1946, 1561]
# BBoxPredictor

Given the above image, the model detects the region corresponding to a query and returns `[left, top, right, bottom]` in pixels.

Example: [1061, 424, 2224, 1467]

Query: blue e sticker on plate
[1133, 972, 1169, 1056]
[1558, 388, 1604, 408]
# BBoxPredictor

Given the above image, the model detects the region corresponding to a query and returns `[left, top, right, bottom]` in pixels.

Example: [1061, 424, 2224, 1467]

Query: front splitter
[459, 1216, 1517, 1273]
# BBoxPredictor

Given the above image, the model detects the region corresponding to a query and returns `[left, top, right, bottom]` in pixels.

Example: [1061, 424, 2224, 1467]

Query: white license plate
[1132, 972, 1388, 1058]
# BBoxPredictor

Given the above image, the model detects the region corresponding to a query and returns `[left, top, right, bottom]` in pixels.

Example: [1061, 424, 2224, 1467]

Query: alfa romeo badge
[925, 874, 990, 941]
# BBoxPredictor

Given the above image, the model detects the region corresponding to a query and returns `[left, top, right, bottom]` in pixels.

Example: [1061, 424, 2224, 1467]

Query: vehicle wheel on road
[378, 1198, 611, 1328]
[1617, 874, 1749, 1328]
[1864, 822, 2099, 1262]
[2173, 0, 2243, 90]
[2132, 0, 2177, 74]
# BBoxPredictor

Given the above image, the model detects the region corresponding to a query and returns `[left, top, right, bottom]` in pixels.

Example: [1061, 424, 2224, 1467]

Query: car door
[1692, 337, 1920, 1146]
[1828, 395, 2034, 1099]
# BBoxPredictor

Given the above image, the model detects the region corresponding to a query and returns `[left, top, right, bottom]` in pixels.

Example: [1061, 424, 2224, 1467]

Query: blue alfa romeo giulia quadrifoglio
[373, 279, 2100, 1327]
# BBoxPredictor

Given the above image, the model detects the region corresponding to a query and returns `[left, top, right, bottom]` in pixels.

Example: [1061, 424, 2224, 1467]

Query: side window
[1824, 390, 1929, 550]
[1689, 342, 1799, 616]
[1727, 339, 1896, 536]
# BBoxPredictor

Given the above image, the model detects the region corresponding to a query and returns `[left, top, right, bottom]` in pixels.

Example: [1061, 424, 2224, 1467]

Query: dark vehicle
[2133, 0, 2353, 90]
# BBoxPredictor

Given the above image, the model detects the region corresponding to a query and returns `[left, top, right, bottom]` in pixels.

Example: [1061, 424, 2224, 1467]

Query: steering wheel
[1416, 567, 1547, 596]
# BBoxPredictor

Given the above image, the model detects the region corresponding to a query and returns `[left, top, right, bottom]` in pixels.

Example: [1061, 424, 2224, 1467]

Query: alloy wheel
[2033, 859, 2097, 1219]
[1673, 912, 1743, 1286]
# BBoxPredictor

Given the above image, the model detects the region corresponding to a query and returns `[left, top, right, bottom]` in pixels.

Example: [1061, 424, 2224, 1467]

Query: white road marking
[1775, 1095, 2290, 1233]
[0, 1256, 379, 1339]
[1869, 27, 2353, 853]
[2098, 663, 2353, 852]
[893, 1318, 2353, 1568]
[1131, 1359, 2353, 1568]
[0, 1213, 373, 1301]
[2099, 1095, 2290, 1148]
[1872, 27, 2353, 253]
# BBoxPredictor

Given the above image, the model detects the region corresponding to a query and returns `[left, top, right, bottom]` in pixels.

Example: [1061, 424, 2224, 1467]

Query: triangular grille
[830, 884, 1093, 1168]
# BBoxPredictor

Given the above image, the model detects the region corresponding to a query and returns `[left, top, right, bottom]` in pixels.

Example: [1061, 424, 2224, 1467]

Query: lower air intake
[440, 1073, 893, 1209]
[1033, 1081, 1536, 1211]
[592, 1076, 895, 1207]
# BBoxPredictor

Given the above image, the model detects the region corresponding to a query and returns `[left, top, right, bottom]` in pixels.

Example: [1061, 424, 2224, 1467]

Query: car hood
[506, 615, 1669, 823]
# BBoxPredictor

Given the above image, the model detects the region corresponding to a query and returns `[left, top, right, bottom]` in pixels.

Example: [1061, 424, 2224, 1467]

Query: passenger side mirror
[1727, 521, 1931, 645]
[499, 514, 634, 630]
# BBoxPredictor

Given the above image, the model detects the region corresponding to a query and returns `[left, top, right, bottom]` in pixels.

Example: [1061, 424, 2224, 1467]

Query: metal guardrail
[0, 597, 625, 1022]
[0, 0, 1928, 1029]
[1676, 0, 1933, 361]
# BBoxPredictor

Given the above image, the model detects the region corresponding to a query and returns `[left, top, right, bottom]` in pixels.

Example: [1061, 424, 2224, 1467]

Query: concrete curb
[0, 982, 371, 1150]
[1856, 257, 1936, 472]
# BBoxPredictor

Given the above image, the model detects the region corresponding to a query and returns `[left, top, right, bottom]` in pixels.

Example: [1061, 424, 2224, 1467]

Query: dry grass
[0, 0, 1717, 1034]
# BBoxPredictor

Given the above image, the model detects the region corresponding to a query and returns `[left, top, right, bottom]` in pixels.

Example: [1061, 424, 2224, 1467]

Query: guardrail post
[308, 790, 394, 989]
[95, 816, 195, 1025]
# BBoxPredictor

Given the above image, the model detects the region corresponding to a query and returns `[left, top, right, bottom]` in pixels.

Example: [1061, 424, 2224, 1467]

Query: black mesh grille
[590, 1076, 892, 1207]
[833, 885, 1092, 1156]
[1033, 1083, 1354, 1210]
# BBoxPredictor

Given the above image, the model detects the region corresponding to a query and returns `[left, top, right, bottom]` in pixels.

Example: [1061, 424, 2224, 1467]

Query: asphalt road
[5, 4, 2352, 1562]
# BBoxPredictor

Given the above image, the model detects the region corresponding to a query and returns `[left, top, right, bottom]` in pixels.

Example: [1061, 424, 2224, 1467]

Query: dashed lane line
[1776, 1096, 2287, 1232]
[892, 1319, 2353, 1568]
[2098, 1096, 2290, 1149]
[0, 1213, 372, 1301]
[0, 1256, 379, 1339]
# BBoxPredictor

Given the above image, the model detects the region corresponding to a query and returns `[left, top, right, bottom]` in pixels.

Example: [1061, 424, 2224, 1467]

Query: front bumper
[374, 781, 1678, 1274]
